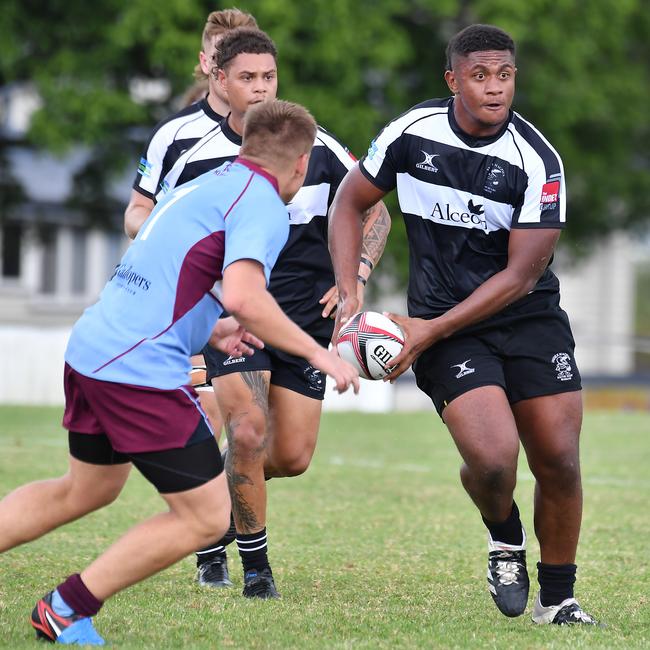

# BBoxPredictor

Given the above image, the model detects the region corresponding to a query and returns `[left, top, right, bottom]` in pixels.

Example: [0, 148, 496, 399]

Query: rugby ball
[336, 311, 404, 380]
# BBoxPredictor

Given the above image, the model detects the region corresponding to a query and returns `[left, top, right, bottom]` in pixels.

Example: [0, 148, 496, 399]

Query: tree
[1, 0, 649, 276]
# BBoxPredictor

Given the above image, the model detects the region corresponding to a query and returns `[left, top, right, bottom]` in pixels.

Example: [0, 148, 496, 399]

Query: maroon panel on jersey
[172, 231, 224, 322]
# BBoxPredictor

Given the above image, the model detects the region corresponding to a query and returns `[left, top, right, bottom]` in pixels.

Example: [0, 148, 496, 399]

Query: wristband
[357, 275, 367, 286]
[360, 257, 374, 271]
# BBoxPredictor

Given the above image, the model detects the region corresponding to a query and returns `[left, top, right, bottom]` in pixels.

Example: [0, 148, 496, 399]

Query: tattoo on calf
[231, 474, 260, 532]
[223, 410, 264, 533]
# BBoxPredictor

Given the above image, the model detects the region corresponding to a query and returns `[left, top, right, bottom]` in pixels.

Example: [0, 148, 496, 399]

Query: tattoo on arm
[360, 202, 391, 269]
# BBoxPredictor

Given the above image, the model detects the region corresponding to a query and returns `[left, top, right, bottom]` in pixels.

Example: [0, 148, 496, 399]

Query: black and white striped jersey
[132, 98, 224, 200]
[157, 119, 355, 339]
[360, 96, 566, 323]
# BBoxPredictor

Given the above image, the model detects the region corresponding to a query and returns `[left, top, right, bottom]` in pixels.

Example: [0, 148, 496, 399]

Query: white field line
[327, 456, 650, 489]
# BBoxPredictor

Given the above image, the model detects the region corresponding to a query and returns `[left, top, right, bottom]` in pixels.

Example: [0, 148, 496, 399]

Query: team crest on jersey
[540, 178, 560, 212]
[138, 157, 153, 178]
[484, 162, 505, 194]
[416, 150, 440, 173]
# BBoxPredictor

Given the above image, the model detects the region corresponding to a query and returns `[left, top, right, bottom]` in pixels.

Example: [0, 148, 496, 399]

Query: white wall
[556, 233, 637, 375]
[0, 326, 69, 405]
[0, 233, 642, 406]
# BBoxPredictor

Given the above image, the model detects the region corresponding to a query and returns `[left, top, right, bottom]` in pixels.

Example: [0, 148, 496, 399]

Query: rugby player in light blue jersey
[0, 100, 359, 646]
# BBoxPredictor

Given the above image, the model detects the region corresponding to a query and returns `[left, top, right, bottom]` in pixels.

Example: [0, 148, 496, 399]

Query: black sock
[195, 544, 226, 567]
[237, 528, 269, 573]
[538, 562, 577, 606]
[482, 501, 524, 546]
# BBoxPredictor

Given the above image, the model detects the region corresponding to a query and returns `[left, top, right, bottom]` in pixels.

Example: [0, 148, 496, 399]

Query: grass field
[0, 406, 649, 649]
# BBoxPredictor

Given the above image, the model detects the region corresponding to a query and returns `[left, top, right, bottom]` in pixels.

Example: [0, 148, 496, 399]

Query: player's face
[219, 53, 278, 117]
[445, 50, 516, 137]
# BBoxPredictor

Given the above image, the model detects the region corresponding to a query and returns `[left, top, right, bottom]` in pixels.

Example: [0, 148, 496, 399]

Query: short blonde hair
[193, 8, 258, 81]
[241, 100, 317, 168]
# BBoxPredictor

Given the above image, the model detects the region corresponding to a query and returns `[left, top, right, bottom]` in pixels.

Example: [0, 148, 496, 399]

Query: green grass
[0, 406, 649, 648]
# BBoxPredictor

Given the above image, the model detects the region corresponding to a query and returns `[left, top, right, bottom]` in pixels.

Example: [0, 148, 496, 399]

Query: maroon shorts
[62, 363, 210, 454]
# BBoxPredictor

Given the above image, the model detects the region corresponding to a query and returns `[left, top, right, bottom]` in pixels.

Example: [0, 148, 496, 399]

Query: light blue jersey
[66, 158, 289, 389]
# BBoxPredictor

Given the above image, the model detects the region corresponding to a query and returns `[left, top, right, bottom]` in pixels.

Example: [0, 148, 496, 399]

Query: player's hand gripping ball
[336, 311, 404, 380]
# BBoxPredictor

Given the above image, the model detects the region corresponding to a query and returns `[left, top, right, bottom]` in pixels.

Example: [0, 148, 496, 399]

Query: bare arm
[328, 165, 388, 338]
[124, 190, 154, 239]
[386, 228, 562, 379]
[319, 199, 391, 318]
[222, 259, 359, 393]
[358, 200, 391, 282]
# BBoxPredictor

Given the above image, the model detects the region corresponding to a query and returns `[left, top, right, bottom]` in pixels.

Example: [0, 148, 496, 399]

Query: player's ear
[199, 51, 211, 76]
[295, 152, 310, 179]
[444, 69, 458, 95]
[217, 68, 227, 93]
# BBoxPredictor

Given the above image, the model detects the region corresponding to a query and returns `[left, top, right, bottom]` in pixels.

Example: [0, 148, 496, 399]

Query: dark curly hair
[212, 27, 277, 75]
[446, 24, 515, 70]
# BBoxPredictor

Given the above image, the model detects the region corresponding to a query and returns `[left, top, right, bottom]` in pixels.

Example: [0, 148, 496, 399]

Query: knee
[531, 450, 581, 490]
[462, 461, 517, 495]
[67, 473, 125, 510]
[229, 417, 266, 460]
[273, 448, 312, 477]
[195, 508, 231, 547]
[185, 500, 231, 548]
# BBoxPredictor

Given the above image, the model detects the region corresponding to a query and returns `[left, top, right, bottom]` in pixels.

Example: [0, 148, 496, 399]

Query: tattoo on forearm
[361, 203, 391, 267]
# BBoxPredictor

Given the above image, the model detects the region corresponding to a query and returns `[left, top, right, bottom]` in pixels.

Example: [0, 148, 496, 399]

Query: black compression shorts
[68, 417, 223, 493]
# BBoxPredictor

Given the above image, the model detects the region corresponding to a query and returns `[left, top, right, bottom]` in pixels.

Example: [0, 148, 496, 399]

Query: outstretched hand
[209, 316, 264, 358]
[382, 312, 438, 381]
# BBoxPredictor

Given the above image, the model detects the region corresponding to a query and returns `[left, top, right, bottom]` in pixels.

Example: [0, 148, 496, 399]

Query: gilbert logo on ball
[336, 311, 404, 380]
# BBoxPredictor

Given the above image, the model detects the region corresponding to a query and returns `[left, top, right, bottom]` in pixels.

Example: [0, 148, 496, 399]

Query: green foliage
[1, 407, 650, 647]
[1, 0, 649, 275]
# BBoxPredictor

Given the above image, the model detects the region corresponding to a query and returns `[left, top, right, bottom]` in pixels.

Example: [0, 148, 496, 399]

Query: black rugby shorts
[413, 304, 582, 417]
[202, 338, 329, 400]
[69, 417, 223, 493]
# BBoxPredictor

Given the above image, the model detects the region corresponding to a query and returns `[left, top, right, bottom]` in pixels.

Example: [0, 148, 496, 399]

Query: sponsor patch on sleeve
[540, 180, 560, 211]
[137, 157, 153, 178]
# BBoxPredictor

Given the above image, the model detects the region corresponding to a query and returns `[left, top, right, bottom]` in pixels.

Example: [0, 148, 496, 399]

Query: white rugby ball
[336, 311, 404, 380]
